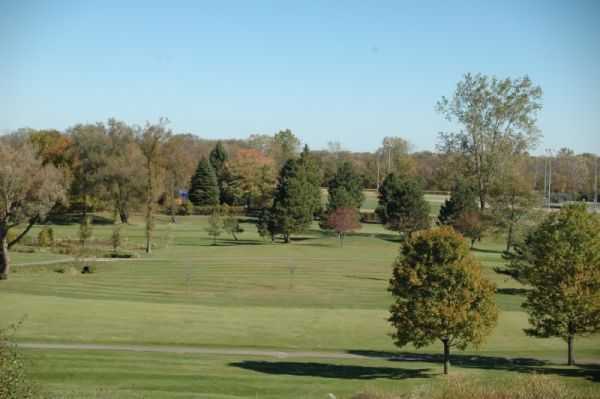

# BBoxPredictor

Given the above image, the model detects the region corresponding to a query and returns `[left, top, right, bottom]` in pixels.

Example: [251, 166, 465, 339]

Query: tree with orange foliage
[326, 207, 361, 247]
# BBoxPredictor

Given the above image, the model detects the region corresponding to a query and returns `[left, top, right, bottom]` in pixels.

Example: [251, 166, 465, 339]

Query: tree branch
[7, 214, 39, 248]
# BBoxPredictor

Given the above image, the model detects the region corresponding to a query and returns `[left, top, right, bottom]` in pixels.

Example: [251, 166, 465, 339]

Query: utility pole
[595, 155, 598, 204]
[543, 156, 548, 207]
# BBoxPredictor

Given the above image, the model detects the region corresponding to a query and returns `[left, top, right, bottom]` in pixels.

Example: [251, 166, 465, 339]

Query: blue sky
[1, 0, 599, 154]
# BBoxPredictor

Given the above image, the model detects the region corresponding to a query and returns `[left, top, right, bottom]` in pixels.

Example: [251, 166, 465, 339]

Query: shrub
[0, 322, 40, 399]
[37, 227, 54, 247]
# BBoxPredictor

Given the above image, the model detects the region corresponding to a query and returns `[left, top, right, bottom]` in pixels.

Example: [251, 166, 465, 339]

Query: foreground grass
[2, 214, 599, 396]
[23, 349, 600, 399]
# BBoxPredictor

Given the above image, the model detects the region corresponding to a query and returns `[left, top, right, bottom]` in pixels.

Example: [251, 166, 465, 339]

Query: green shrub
[37, 227, 54, 247]
[0, 323, 40, 399]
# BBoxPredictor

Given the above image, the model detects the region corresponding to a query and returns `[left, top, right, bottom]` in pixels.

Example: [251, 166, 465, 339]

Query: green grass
[1, 214, 599, 397]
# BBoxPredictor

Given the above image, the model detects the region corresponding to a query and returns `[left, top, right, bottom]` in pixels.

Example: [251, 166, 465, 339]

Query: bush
[37, 227, 54, 247]
[0, 323, 40, 399]
[193, 205, 246, 216]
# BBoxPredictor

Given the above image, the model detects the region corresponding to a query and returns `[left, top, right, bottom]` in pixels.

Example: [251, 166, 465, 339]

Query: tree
[489, 160, 540, 253]
[389, 227, 498, 374]
[379, 137, 416, 176]
[105, 119, 145, 224]
[209, 142, 230, 204]
[453, 211, 485, 248]
[326, 208, 361, 247]
[223, 214, 244, 241]
[437, 73, 543, 210]
[438, 178, 478, 226]
[268, 155, 322, 243]
[376, 173, 430, 236]
[326, 161, 365, 212]
[227, 148, 276, 208]
[138, 119, 170, 254]
[205, 209, 223, 245]
[78, 216, 93, 248]
[508, 204, 600, 366]
[189, 158, 220, 206]
[0, 139, 66, 280]
[272, 129, 301, 168]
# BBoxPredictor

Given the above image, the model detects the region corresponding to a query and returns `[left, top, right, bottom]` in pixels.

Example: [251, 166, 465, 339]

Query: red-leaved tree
[326, 208, 361, 247]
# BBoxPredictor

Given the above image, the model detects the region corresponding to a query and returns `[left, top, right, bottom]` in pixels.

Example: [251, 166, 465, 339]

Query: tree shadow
[470, 247, 504, 255]
[347, 350, 600, 382]
[343, 275, 387, 282]
[496, 288, 529, 296]
[229, 360, 430, 380]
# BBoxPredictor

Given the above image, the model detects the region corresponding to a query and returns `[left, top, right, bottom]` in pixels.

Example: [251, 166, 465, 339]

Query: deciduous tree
[508, 204, 600, 365]
[0, 140, 66, 279]
[389, 227, 498, 374]
[437, 73, 543, 210]
[326, 207, 361, 247]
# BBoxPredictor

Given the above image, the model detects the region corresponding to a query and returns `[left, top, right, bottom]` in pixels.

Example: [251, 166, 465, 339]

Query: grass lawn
[2, 212, 599, 398]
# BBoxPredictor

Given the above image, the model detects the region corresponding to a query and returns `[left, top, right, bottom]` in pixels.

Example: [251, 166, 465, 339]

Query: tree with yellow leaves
[388, 227, 498, 374]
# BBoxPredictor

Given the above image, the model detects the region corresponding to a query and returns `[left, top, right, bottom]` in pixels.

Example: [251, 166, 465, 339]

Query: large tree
[189, 158, 220, 207]
[437, 73, 543, 210]
[508, 204, 600, 366]
[326, 161, 365, 212]
[227, 148, 276, 208]
[376, 173, 430, 236]
[272, 129, 301, 168]
[138, 119, 171, 254]
[0, 140, 66, 279]
[438, 178, 478, 226]
[389, 227, 498, 374]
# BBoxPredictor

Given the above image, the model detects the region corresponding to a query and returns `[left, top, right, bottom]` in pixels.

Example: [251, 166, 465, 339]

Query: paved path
[17, 342, 369, 360]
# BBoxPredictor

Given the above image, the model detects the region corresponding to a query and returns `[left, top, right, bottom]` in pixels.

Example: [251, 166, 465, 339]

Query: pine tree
[438, 178, 478, 226]
[189, 158, 219, 206]
[376, 173, 430, 235]
[209, 142, 229, 204]
[326, 161, 365, 212]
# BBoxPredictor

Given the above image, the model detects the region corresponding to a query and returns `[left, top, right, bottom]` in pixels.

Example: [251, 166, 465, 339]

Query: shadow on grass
[496, 288, 529, 296]
[347, 350, 600, 382]
[343, 274, 387, 282]
[46, 213, 115, 225]
[470, 247, 504, 255]
[230, 361, 430, 380]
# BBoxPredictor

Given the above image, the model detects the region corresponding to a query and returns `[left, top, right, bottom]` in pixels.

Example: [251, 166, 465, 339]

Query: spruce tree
[326, 161, 364, 211]
[269, 155, 322, 243]
[189, 158, 219, 206]
[209, 142, 229, 204]
[376, 173, 430, 235]
[438, 178, 478, 226]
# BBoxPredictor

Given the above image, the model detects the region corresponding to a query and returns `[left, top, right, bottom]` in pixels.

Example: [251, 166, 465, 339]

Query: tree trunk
[505, 223, 514, 253]
[442, 339, 450, 375]
[145, 160, 153, 254]
[339, 233, 344, 248]
[567, 335, 575, 366]
[284, 233, 290, 243]
[0, 227, 9, 280]
[119, 208, 129, 224]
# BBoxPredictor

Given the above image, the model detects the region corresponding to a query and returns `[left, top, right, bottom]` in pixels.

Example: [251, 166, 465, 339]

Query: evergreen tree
[508, 204, 600, 365]
[438, 178, 478, 226]
[326, 161, 365, 211]
[209, 142, 229, 204]
[189, 158, 219, 206]
[269, 155, 322, 243]
[389, 227, 498, 374]
[376, 173, 430, 235]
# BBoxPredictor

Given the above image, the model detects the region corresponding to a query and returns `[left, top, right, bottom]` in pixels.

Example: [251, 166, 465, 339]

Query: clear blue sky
[1, 0, 599, 154]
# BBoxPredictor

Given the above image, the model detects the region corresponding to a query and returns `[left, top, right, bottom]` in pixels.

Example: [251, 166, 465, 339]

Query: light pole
[544, 149, 553, 207]
[595, 155, 598, 204]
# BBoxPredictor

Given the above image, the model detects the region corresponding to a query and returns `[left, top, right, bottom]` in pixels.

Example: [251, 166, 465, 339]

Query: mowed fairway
[1, 212, 599, 398]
